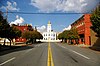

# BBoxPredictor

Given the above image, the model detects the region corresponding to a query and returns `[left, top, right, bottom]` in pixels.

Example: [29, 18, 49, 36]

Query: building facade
[14, 24, 33, 42]
[42, 21, 57, 42]
[71, 14, 92, 45]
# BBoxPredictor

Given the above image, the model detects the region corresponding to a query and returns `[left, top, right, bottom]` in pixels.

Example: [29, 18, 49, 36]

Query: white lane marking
[71, 50, 90, 59]
[0, 57, 16, 66]
[35, 44, 42, 47]
[25, 44, 43, 53]
[57, 44, 90, 59]
[25, 49, 33, 53]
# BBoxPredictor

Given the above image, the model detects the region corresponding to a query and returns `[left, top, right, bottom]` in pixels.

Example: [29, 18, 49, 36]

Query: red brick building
[14, 24, 33, 42]
[71, 14, 92, 45]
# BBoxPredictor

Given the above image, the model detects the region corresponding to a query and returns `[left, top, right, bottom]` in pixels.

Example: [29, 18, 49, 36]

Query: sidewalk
[90, 46, 100, 51]
[74, 44, 100, 51]
[0, 43, 32, 52]
[74, 44, 91, 47]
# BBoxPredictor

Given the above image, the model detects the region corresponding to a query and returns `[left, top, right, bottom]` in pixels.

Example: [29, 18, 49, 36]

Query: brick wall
[71, 14, 92, 45]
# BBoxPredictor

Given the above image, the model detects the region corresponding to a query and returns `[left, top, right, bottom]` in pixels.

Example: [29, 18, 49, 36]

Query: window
[53, 34, 55, 37]
[53, 38, 55, 40]
[48, 34, 50, 36]
[24, 28, 26, 31]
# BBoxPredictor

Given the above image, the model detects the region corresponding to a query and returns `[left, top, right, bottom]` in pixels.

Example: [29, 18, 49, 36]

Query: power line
[0, 2, 17, 17]
[0, 1, 91, 15]
[2, 11, 91, 14]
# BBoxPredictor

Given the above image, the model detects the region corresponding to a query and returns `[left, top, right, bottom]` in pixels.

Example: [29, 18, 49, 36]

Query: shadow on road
[0, 45, 34, 56]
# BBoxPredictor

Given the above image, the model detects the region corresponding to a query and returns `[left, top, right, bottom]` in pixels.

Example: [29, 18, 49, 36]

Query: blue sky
[0, 0, 100, 32]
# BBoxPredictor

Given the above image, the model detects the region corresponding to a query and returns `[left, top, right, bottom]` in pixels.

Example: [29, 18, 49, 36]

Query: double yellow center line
[47, 42, 54, 66]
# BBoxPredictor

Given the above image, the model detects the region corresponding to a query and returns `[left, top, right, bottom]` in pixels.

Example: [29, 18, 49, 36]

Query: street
[0, 43, 100, 66]
[0, 0, 100, 66]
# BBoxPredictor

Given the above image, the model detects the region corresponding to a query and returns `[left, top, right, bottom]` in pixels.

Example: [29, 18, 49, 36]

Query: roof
[48, 21, 51, 24]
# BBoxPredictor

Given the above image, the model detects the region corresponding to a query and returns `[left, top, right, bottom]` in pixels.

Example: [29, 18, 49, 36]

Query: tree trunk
[64, 39, 67, 43]
[10, 40, 11, 47]
[12, 39, 14, 45]
[3, 38, 6, 46]
[61, 39, 63, 42]
[35, 39, 36, 43]
[8, 38, 12, 47]
[32, 39, 33, 44]
[33, 39, 36, 43]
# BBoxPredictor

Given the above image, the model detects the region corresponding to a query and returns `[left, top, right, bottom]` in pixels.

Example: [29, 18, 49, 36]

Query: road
[0, 43, 100, 66]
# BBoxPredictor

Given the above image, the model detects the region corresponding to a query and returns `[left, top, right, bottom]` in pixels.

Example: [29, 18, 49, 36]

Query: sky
[0, 0, 100, 32]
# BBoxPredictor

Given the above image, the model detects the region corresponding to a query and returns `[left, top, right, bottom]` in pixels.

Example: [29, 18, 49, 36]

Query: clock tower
[47, 21, 51, 32]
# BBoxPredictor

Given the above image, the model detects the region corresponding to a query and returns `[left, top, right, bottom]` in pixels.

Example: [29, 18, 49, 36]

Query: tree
[58, 33, 64, 42]
[35, 31, 43, 39]
[0, 11, 22, 46]
[58, 30, 70, 42]
[0, 11, 10, 45]
[7, 26, 22, 46]
[22, 30, 43, 44]
[68, 28, 79, 44]
[63, 30, 70, 42]
[27, 25, 33, 31]
[68, 28, 79, 39]
[58, 28, 79, 43]
[90, 4, 100, 37]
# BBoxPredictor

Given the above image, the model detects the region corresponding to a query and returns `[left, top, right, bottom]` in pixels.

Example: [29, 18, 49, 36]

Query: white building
[40, 21, 61, 42]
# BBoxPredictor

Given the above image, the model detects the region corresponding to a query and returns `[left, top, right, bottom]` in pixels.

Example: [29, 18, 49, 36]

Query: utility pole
[6, 7, 8, 20]
[4, 7, 8, 46]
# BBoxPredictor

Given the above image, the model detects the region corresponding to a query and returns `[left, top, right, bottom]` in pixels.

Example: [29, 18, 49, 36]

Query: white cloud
[30, 0, 100, 13]
[1, 1, 19, 11]
[37, 25, 46, 32]
[10, 15, 24, 25]
[63, 25, 71, 31]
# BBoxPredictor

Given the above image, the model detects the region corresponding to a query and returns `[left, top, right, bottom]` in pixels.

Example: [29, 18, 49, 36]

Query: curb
[90, 46, 100, 51]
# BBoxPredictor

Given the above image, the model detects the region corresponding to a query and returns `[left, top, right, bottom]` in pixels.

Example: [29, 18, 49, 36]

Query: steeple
[47, 21, 52, 32]
[48, 21, 51, 24]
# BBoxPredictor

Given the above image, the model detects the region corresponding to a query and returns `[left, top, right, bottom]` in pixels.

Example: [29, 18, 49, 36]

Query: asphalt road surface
[0, 43, 100, 66]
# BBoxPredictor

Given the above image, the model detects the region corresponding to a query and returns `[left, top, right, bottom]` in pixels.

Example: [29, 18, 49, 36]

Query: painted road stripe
[47, 42, 54, 66]
[0, 57, 16, 66]
[57, 44, 90, 60]
[25, 49, 33, 53]
[71, 50, 90, 59]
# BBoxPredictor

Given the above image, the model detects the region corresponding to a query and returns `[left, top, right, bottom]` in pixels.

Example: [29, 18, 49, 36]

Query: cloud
[60, 25, 65, 27]
[37, 25, 46, 32]
[30, 0, 100, 13]
[10, 15, 24, 25]
[1, 1, 19, 11]
[63, 25, 71, 31]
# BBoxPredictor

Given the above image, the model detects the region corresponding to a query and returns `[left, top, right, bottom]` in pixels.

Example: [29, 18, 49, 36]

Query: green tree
[0, 11, 22, 46]
[22, 30, 43, 44]
[90, 4, 100, 37]
[35, 31, 43, 39]
[63, 30, 70, 42]
[58, 30, 70, 42]
[58, 33, 64, 42]
[27, 25, 33, 31]
[68, 28, 79, 44]
[0, 11, 10, 45]
[8, 26, 22, 46]
[58, 28, 79, 43]
[68, 28, 79, 39]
